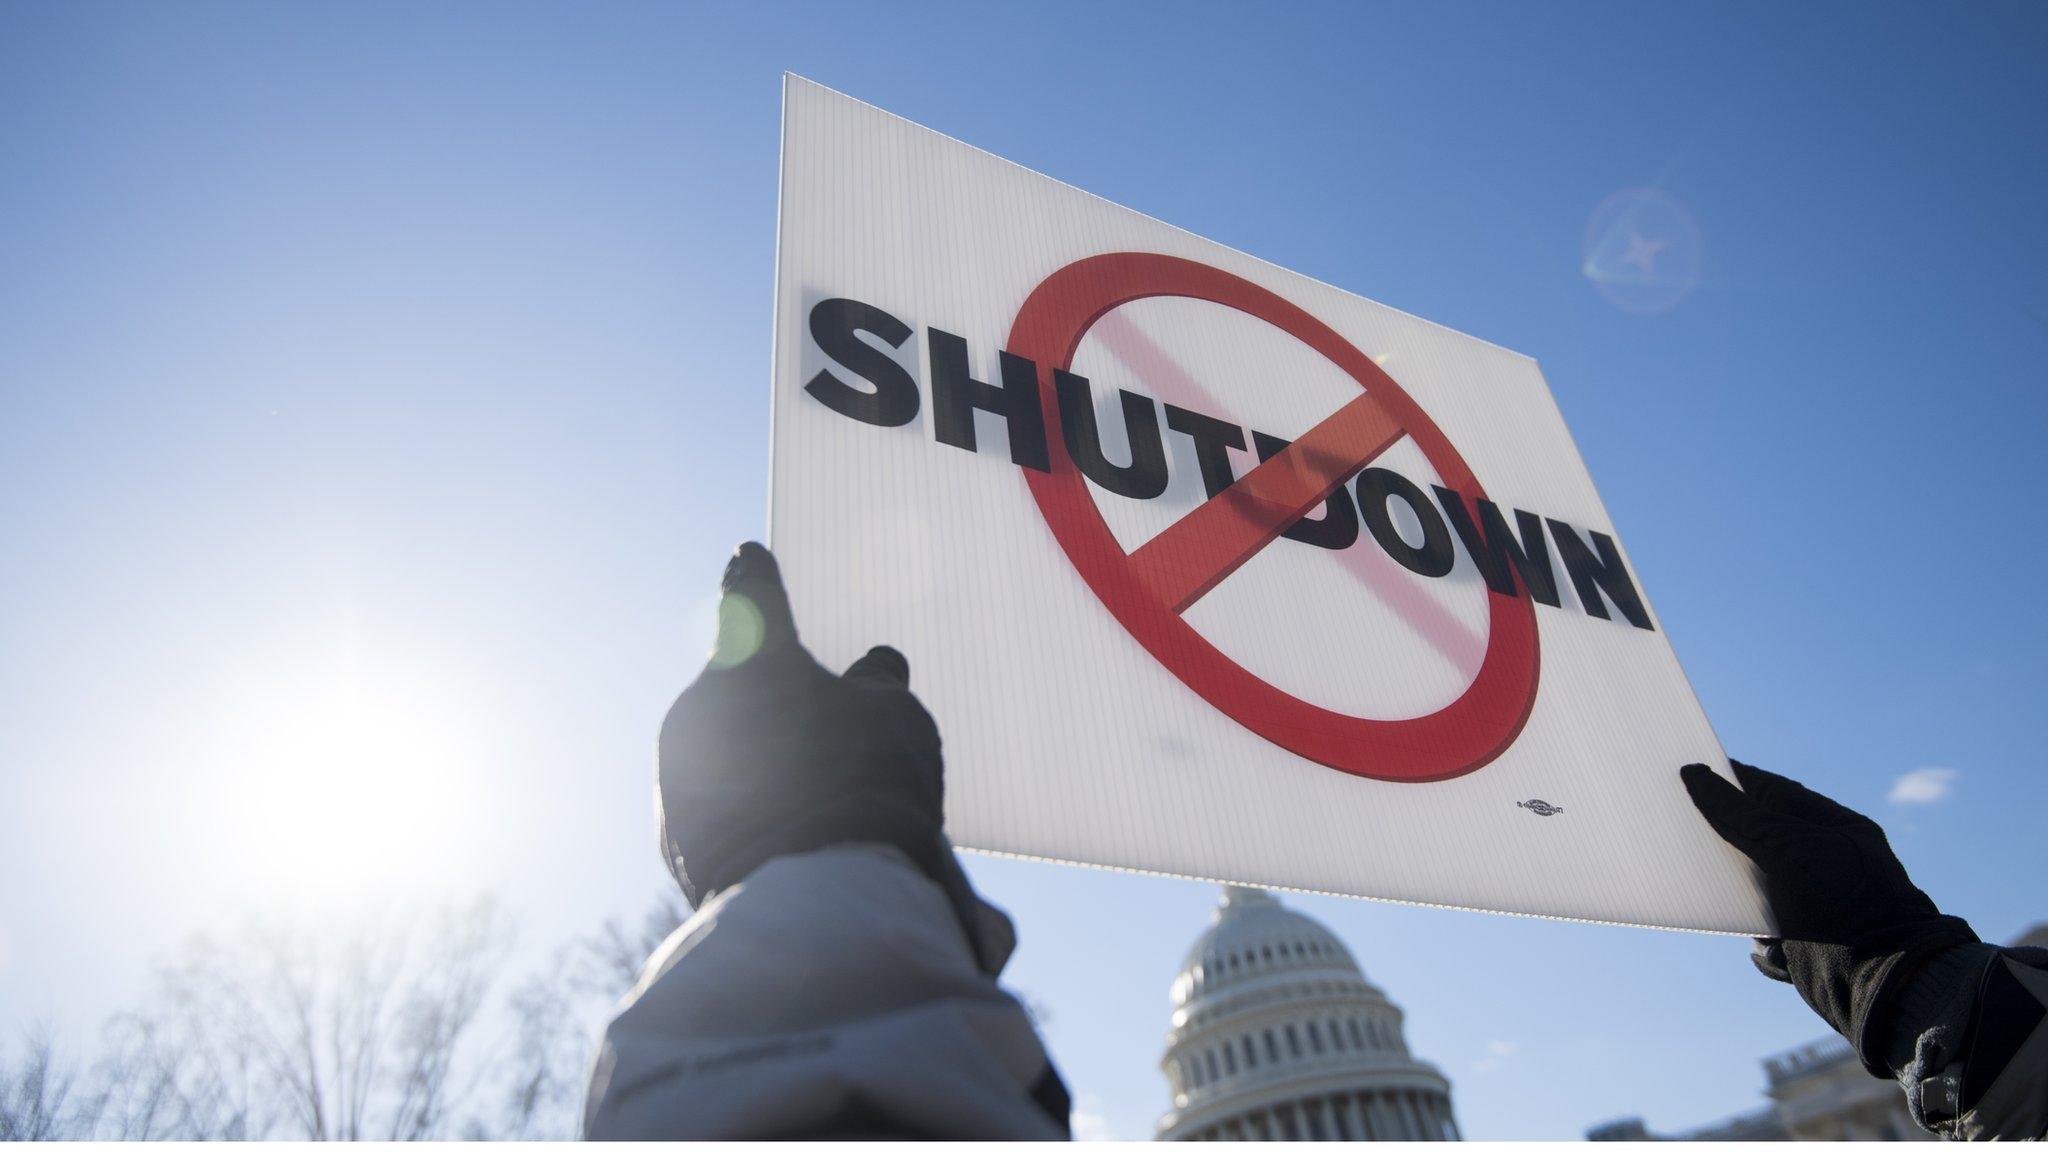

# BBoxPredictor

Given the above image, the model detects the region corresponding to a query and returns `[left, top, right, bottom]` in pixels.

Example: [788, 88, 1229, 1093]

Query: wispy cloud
[1070, 1094, 1121, 1142]
[1472, 1039, 1518, 1073]
[1889, 767, 1958, 806]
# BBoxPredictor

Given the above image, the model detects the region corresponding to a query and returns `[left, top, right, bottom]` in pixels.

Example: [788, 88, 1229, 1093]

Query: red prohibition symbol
[1007, 253, 1540, 782]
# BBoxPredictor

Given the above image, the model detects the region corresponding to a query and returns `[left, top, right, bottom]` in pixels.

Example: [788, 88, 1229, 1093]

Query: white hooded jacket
[583, 843, 1069, 1140]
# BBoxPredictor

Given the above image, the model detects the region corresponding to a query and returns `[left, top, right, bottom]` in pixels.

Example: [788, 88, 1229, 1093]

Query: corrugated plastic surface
[768, 75, 1770, 935]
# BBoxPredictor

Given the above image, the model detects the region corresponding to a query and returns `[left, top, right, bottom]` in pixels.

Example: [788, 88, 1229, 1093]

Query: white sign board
[768, 75, 1769, 935]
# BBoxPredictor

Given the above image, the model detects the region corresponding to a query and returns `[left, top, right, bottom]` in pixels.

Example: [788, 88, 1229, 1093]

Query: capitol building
[1157, 886, 1460, 1141]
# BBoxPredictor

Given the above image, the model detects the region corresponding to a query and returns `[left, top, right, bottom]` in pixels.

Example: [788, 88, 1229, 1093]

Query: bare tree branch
[0, 1034, 74, 1141]
[2, 889, 683, 1141]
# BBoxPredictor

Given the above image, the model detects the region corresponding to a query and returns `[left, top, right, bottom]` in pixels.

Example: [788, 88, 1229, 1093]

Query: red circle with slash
[1008, 253, 1539, 781]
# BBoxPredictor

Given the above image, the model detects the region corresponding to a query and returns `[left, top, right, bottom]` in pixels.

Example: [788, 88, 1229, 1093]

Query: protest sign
[769, 75, 1769, 934]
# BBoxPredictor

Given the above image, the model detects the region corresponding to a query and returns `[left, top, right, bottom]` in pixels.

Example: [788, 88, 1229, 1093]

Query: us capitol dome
[1157, 886, 1460, 1141]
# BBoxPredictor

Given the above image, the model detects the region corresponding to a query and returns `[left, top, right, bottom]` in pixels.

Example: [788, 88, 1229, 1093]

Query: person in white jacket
[583, 543, 1069, 1140]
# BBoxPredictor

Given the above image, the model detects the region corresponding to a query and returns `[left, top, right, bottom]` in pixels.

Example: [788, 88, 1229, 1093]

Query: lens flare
[708, 593, 765, 667]
[1582, 187, 1703, 315]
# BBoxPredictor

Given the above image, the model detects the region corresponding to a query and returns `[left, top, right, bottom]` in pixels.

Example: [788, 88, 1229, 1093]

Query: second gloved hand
[1681, 760, 1977, 1074]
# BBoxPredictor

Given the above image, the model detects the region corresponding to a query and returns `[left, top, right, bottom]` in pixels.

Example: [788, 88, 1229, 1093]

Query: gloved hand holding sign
[1679, 760, 1978, 1073]
[657, 542, 1008, 968]
[1681, 761, 2048, 1141]
[587, 543, 1064, 1139]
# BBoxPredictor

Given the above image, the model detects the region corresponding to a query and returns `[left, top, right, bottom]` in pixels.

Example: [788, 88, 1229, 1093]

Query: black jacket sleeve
[1881, 943, 2048, 1140]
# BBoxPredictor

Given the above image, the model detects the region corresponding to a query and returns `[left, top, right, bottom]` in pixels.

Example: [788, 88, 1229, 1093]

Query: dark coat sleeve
[1885, 944, 2048, 1140]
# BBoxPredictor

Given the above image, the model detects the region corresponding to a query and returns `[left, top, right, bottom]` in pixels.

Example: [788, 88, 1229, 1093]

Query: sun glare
[209, 661, 488, 902]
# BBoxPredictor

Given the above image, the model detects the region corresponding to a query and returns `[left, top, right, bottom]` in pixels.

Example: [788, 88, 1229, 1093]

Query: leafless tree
[0, 1036, 73, 1142]
[490, 893, 684, 1140]
[2, 891, 685, 1142]
[574, 894, 686, 1000]
[6, 899, 513, 1140]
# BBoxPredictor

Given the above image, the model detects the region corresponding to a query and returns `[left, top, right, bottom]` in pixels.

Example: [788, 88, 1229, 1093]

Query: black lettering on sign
[1163, 405, 1246, 499]
[1253, 431, 1359, 550]
[1356, 467, 1455, 577]
[1433, 486, 1560, 606]
[799, 298, 1662, 637]
[1055, 370, 1168, 500]
[803, 298, 920, 427]
[1547, 520, 1655, 630]
[928, 329, 1051, 473]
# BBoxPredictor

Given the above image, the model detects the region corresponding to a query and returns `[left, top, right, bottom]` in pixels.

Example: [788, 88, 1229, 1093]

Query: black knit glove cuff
[1783, 914, 1979, 1077]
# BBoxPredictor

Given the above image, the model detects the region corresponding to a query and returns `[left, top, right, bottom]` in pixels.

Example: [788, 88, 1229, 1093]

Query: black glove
[657, 542, 1001, 966]
[1681, 760, 1978, 1075]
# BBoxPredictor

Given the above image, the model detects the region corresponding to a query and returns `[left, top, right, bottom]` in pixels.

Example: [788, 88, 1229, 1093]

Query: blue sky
[3, 0, 2045, 1140]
